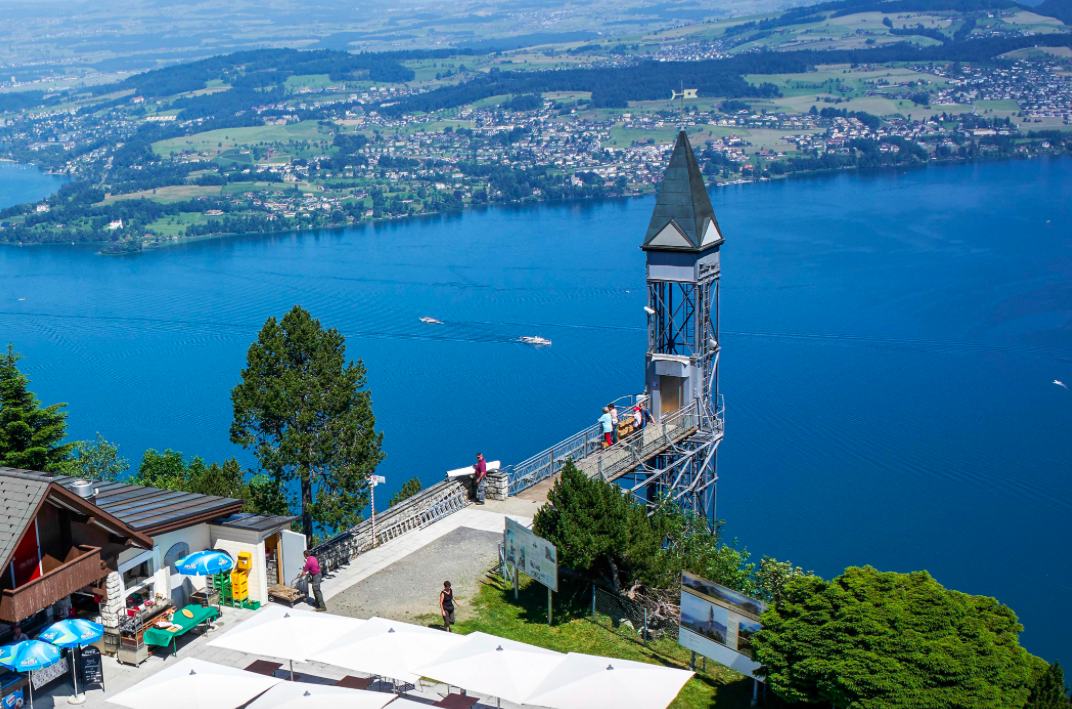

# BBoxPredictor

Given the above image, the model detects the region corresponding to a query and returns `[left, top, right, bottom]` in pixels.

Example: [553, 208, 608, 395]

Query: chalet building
[0, 468, 302, 649]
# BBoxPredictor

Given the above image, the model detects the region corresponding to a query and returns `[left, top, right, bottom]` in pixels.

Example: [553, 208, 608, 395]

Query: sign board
[369, 475, 386, 486]
[81, 647, 103, 688]
[503, 517, 557, 592]
[679, 571, 765, 679]
[30, 656, 68, 690]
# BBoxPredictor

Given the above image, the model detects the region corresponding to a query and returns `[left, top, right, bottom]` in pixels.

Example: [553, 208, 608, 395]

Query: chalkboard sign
[80, 647, 103, 690]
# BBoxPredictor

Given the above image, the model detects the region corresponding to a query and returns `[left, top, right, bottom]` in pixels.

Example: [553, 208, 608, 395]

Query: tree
[70, 433, 129, 481]
[532, 460, 659, 592]
[752, 566, 1039, 709]
[131, 449, 188, 489]
[1026, 662, 1072, 709]
[0, 344, 76, 472]
[388, 477, 423, 508]
[230, 306, 385, 542]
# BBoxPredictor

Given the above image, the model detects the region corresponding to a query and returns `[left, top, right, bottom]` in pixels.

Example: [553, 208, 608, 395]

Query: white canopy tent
[523, 652, 694, 709]
[107, 658, 281, 709]
[207, 605, 364, 679]
[414, 631, 566, 705]
[242, 680, 427, 709]
[310, 616, 465, 684]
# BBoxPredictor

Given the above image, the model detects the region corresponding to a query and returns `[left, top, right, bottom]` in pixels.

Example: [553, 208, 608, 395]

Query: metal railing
[311, 479, 470, 574]
[508, 397, 714, 494]
[507, 394, 640, 495]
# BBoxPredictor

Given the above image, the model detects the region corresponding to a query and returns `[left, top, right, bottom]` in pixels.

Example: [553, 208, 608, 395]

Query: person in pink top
[298, 549, 326, 612]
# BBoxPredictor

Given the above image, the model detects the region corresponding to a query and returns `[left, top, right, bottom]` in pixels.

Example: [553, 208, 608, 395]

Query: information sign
[678, 571, 766, 678]
[503, 517, 557, 592]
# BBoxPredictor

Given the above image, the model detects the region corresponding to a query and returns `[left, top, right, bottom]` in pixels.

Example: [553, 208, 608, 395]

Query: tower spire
[642, 131, 723, 252]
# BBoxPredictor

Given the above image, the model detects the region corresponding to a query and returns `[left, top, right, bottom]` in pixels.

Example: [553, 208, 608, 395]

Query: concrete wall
[151, 525, 212, 605]
[209, 526, 267, 604]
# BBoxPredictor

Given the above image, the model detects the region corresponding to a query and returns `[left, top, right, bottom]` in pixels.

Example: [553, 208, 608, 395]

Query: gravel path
[327, 526, 502, 626]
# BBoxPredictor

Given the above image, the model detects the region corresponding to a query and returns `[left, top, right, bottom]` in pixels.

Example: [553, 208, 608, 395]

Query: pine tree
[230, 306, 385, 542]
[0, 344, 76, 472]
[388, 476, 423, 507]
[1026, 662, 1072, 709]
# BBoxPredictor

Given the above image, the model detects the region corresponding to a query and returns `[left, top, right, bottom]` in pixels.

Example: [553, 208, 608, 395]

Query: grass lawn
[152, 121, 329, 155]
[101, 184, 223, 203]
[429, 575, 755, 709]
[145, 211, 218, 238]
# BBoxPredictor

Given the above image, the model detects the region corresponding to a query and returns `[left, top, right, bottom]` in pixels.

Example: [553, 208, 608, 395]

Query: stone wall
[486, 471, 509, 501]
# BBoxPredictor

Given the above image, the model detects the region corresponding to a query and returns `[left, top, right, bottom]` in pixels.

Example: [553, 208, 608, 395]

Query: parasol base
[68, 693, 87, 705]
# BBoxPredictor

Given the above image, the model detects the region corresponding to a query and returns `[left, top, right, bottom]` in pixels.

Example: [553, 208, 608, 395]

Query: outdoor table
[335, 675, 376, 690]
[143, 604, 220, 656]
[433, 693, 480, 709]
[244, 661, 282, 677]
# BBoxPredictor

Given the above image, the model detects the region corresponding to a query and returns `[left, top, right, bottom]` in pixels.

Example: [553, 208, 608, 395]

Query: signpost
[369, 475, 386, 543]
[502, 518, 557, 623]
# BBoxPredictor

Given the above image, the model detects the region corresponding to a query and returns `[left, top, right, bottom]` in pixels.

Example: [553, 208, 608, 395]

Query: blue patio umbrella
[0, 640, 62, 709]
[175, 550, 234, 576]
[39, 619, 103, 705]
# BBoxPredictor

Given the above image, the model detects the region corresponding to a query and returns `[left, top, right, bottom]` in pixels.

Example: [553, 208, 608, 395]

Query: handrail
[508, 397, 722, 495]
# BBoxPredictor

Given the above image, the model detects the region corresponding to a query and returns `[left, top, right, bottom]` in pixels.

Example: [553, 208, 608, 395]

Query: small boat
[519, 336, 552, 346]
[419, 317, 443, 324]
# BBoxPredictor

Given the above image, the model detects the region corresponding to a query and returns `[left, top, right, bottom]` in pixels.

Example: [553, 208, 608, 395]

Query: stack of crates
[231, 552, 252, 603]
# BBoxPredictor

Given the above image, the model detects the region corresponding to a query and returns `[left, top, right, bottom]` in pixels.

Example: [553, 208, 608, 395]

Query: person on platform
[440, 581, 455, 632]
[472, 453, 487, 505]
[608, 403, 619, 443]
[598, 407, 613, 447]
[299, 549, 326, 612]
[633, 405, 644, 431]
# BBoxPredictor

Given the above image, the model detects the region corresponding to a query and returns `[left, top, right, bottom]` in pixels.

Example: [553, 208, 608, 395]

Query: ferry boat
[419, 317, 443, 324]
[519, 336, 552, 346]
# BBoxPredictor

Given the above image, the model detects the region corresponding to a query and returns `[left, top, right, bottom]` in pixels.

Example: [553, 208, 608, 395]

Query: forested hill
[381, 32, 1072, 115]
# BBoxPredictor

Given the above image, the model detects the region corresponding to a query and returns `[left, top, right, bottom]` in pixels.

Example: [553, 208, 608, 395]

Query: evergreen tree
[230, 306, 385, 542]
[532, 460, 659, 592]
[0, 344, 76, 472]
[752, 566, 1039, 709]
[131, 449, 188, 489]
[1026, 662, 1072, 709]
[70, 433, 129, 481]
[388, 476, 423, 507]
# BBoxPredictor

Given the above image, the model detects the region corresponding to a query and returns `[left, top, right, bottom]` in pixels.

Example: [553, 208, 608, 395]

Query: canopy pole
[289, 659, 295, 682]
[28, 672, 33, 709]
[69, 646, 87, 705]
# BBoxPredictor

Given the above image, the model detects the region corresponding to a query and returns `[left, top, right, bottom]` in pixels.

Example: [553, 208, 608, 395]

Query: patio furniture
[142, 604, 220, 656]
[336, 675, 376, 690]
[245, 660, 283, 677]
[433, 693, 480, 709]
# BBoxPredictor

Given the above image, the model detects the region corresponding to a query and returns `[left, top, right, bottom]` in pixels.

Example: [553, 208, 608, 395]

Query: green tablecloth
[144, 604, 219, 654]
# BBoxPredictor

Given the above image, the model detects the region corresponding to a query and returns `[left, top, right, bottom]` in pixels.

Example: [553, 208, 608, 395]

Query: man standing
[608, 403, 619, 443]
[472, 453, 487, 505]
[298, 549, 326, 612]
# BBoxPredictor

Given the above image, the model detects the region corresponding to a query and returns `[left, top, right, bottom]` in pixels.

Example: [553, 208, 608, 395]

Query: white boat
[419, 316, 443, 324]
[519, 336, 552, 346]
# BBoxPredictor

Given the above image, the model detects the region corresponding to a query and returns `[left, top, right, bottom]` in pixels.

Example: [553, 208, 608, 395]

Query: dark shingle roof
[0, 467, 245, 536]
[211, 512, 297, 533]
[642, 130, 724, 253]
[0, 470, 51, 574]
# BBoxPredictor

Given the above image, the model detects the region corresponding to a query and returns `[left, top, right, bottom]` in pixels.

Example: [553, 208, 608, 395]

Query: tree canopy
[752, 566, 1041, 709]
[230, 305, 384, 541]
[0, 344, 76, 473]
[70, 433, 129, 482]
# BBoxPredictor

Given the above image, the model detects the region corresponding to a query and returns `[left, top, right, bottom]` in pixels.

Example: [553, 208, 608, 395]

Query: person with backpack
[440, 581, 455, 632]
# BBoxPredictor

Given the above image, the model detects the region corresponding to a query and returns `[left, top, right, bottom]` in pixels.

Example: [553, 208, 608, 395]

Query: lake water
[1, 158, 1070, 662]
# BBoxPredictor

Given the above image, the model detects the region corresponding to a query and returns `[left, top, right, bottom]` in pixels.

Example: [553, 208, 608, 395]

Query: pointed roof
[642, 131, 724, 253]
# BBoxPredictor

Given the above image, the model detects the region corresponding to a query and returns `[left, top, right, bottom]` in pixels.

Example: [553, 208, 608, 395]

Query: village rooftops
[0, 467, 245, 537]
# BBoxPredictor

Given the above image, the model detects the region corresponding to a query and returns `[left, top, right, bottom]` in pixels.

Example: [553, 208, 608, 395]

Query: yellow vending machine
[231, 552, 253, 606]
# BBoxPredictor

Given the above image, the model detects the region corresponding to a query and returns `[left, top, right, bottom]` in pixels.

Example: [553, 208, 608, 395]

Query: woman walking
[440, 581, 456, 632]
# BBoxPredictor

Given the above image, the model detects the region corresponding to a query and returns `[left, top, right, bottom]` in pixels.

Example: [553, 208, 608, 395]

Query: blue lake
[1, 158, 1070, 662]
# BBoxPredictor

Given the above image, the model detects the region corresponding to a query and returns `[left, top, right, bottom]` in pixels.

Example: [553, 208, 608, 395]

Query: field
[101, 185, 223, 203]
[144, 211, 220, 238]
[152, 121, 331, 156]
